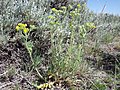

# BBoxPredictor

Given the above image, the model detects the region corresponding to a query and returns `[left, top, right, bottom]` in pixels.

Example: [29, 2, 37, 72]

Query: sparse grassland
[0, 0, 120, 90]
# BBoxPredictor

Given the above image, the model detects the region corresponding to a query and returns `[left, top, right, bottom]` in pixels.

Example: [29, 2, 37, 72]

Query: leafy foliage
[0, 0, 120, 90]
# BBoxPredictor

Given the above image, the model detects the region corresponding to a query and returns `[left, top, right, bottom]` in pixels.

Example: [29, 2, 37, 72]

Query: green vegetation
[0, 0, 120, 90]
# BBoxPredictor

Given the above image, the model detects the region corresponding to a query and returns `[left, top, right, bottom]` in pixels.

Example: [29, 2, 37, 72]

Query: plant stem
[25, 34, 44, 80]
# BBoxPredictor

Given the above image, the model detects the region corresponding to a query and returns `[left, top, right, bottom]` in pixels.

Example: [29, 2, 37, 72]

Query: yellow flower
[52, 8, 58, 13]
[18, 23, 23, 26]
[48, 15, 55, 19]
[36, 82, 54, 89]
[52, 8, 57, 11]
[70, 11, 76, 17]
[85, 22, 96, 29]
[23, 28, 29, 34]
[36, 84, 43, 89]
[24, 24, 27, 27]
[16, 26, 20, 31]
[77, 4, 81, 8]
[49, 21, 55, 25]
[18, 23, 27, 29]
[48, 82, 54, 88]
[61, 6, 67, 10]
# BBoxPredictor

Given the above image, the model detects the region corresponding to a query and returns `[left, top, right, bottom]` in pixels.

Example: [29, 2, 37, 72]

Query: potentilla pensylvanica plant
[47, 3, 96, 77]
[16, 23, 44, 79]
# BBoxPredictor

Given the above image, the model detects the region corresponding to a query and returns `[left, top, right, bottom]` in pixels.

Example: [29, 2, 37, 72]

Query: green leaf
[26, 41, 33, 53]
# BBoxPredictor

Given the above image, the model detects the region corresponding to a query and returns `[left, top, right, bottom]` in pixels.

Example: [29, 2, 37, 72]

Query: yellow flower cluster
[77, 4, 81, 8]
[48, 15, 55, 19]
[52, 8, 58, 13]
[52, 8, 64, 13]
[16, 23, 29, 34]
[85, 22, 96, 29]
[36, 82, 54, 89]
